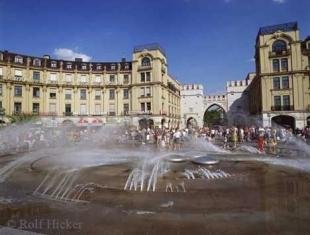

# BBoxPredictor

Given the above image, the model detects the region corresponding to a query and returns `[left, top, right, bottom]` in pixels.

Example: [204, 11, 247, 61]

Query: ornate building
[0, 44, 181, 128]
[248, 22, 310, 129]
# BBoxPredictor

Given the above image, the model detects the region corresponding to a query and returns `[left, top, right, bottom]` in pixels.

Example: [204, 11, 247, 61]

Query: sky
[0, 0, 309, 94]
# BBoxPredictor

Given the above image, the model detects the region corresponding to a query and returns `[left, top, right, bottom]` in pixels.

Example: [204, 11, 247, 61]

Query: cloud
[272, 0, 286, 3]
[53, 48, 92, 62]
[248, 58, 255, 63]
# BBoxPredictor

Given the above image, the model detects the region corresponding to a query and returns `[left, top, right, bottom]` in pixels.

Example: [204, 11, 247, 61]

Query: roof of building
[133, 43, 166, 57]
[0, 50, 132, 72]
[258, 22, 298, 36]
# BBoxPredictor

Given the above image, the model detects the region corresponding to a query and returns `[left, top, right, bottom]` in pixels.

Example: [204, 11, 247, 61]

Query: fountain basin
[164, 154, 188, 163]
[191, 156, 220, 165]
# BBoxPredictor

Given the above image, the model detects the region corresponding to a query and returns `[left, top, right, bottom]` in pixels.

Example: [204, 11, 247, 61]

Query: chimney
[75, 58, 83, 62]
[121, 58, 126, 62]
[43, 55, 50, 59]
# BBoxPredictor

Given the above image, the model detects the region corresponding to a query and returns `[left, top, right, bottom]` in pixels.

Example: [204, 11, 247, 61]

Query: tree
[204, 110, 221, 126]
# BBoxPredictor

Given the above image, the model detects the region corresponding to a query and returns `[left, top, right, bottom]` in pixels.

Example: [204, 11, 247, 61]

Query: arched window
[272, 40, 287, 53]
[141, 57, 151, 67]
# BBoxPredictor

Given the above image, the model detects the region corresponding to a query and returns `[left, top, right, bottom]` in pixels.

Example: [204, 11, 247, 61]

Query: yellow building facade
[0, 44, 181, 128]
[248, 22, 310, 129]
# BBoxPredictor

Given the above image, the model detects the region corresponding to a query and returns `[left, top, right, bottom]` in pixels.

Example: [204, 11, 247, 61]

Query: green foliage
[204, 110, 220, 126]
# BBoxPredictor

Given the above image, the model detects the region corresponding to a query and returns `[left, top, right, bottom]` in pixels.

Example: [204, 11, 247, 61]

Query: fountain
[0, 119, 310, 235]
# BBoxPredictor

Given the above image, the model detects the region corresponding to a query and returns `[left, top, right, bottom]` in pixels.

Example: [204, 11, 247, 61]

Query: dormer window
[66, 63, 72, 69]
[14, 56, 23, 64]
[141, 57, 151, 67]
[111, 64, 116, 70]
[51, 61, 57, 68]
[33, 58, 41, 67]
[81, 64, 87, 70]
[307, 41, 310, 49]
[96, 64, 102, 70]
[124, 63, 129, 70]
[272, 40, 287, 53]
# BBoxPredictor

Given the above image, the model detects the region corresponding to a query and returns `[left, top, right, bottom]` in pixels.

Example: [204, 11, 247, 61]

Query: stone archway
[271, 115, 295, 130]
[139, 118, 154, 129]
[63, 119, 74, 124]
[186, 117, 198, 129]
[204, 104, 227, 127]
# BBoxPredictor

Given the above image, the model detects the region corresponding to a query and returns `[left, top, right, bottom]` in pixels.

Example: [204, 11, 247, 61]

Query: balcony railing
[33, 79, 41, 83]
[14, 76, 23, 81]
[269, 49, 291, 58]
[138, 65, 152, 71]
[63, 112, 73, 116]
[128, 110, 152, 115]
[271, 105, 294, 111]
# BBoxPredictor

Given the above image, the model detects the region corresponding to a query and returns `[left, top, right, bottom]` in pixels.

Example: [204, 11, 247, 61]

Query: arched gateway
[203, 104, 227, 127]
[271, 115, 295, 130]
[139, 118, 154, 129]
[186, 117, 198, 128]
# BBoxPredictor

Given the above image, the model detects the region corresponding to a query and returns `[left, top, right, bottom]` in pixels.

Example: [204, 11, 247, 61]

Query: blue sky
[0, 0, 309, 93]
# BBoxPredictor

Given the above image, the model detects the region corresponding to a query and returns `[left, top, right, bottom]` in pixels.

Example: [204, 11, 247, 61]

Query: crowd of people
[120, 125, 310, 154]
[0, 121, 310, 156]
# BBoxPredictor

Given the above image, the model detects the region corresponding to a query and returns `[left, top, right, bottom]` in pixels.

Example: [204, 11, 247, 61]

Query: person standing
[257, 132, 265, 153]
[173, 129, 181, 151]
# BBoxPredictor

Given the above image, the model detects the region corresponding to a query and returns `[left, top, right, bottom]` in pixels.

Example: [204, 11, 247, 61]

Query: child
[257, 135, 265, 153]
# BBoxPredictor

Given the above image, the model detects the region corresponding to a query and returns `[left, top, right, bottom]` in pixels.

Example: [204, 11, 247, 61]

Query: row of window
[13, 56, 130, 70]
[10, 70, 131, 84]
[10, 85, 129, 100]
[273, 76, 289, 90]
[1, 68, 156, 84]
[168, 93, 179, 105]
[12, 102, 131, 116]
